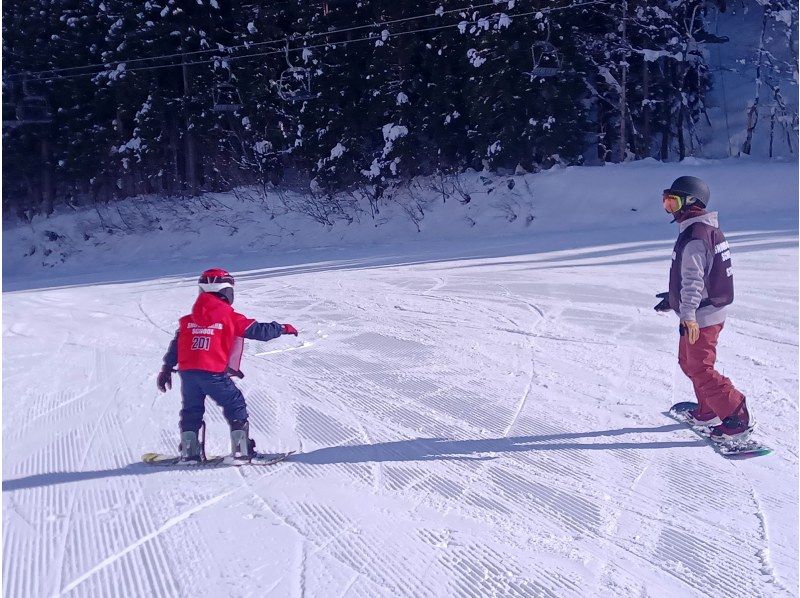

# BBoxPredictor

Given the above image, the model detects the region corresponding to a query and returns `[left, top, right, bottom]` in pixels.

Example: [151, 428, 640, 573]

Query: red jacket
[177, 293, 255, 373]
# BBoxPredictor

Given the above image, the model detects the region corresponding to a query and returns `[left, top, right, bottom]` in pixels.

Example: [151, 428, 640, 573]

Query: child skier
[156, 268, 298, 463]
[654, 176, 753, 442]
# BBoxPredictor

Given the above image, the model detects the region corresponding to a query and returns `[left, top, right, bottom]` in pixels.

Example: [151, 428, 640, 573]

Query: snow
[467, 48, 486, 67]
[380, 123, 408, 158]
[329, 143, 346, 160]
[116, 137, 142, 154]
[253, 140, 272, 155]
[361, 158, 381, 180]
[107, 63, 126, 81]
[2, 158, 798, 597]
[773, 10, 793, 27]
[636, 48, 683, 62]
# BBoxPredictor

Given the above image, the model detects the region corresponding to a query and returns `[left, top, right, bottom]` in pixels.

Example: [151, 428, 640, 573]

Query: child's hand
[157, 368, 173, 392]
[282, 323, 298, 336]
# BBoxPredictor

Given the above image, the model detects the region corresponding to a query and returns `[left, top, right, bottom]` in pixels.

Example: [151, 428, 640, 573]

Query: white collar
[679, 211, 719, 233]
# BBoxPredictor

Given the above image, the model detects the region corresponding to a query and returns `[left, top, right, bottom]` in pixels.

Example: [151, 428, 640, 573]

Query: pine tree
[3, 0, 793, 215]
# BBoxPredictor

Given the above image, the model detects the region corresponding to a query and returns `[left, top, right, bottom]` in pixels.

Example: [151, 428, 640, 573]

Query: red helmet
[198, 268, 235, 303]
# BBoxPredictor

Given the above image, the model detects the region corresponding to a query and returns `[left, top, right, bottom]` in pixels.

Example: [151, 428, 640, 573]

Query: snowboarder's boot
[179, 430, 202, 463]
[229, 420, 256, 464]
[710, 401, 755, 444]
[684, 407, 721, 428]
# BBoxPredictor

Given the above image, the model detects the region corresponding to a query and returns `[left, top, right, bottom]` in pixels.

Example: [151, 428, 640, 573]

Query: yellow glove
[681, 320, 700, 345]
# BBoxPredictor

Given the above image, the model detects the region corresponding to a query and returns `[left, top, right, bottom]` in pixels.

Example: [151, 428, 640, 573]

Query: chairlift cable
[13, 19, 499, 83]
[13, 11, 528, 83]
[7, 0, 514, 80]
[6, 0, 607, 82]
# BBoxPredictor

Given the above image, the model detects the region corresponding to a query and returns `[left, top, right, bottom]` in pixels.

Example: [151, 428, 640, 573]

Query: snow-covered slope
[3, 158, 798, 597]
[3, 157, 797, 288]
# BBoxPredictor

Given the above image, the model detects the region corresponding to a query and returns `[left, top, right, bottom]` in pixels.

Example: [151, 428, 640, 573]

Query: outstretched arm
[243, 321, 298, 342]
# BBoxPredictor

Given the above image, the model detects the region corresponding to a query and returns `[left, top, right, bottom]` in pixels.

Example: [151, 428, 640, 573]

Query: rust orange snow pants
[678, 322, 744, 420]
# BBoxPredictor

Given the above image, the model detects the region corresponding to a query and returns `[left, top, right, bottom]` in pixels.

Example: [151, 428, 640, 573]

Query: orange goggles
[662, 192, 684, 214]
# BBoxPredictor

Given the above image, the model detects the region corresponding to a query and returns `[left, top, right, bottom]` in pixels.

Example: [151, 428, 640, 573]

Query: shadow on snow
[5, 221, 796, 293]
[3, 423, 703, 491]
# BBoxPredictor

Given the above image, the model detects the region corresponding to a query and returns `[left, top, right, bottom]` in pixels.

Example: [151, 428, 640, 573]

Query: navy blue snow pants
[179, 370, 248, 432]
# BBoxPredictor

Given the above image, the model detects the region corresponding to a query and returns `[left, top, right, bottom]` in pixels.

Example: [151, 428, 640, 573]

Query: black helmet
[664, 176, 710, 208]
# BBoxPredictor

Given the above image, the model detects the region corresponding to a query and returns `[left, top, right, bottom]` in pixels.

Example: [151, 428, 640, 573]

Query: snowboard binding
[668, 402, 771, 459]
[229, 419, 256, 464]
[178, 421, 209, 464]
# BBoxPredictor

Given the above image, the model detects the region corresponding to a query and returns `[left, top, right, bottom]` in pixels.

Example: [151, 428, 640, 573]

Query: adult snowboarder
[156, 268, 298, 464]
[654, 176, 754, 442]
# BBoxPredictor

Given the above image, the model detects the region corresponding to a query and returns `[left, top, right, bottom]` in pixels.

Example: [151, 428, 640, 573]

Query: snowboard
[142, 452, 225, 466]
[141, 451, 295, 467]
[667, 402, 773, 459]
[224, 450, 296, 466]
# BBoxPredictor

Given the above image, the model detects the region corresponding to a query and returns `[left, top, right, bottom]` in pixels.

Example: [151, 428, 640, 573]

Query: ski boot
[229, 420, 256, 465]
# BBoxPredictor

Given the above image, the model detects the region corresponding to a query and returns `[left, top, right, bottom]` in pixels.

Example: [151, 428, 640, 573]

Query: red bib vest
[177, 293, 255, 373]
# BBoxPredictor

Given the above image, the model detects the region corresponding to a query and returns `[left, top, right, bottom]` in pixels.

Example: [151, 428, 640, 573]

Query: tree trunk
[618, 0, 628, 162]
[642, 59, 651, 157]
[768, 107, 775, 158]
[742, 10, 767, 156]
[41, 138, 55, 215]
[597, 102, 607, 163]
[182, 54, 199, 196]
[659, 64, 671, 161]
[672, 62, 686, 160]
[170, 117, 180, 195]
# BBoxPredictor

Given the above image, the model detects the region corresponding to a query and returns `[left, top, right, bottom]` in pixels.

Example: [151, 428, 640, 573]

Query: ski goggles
[662, 192, 685, 214]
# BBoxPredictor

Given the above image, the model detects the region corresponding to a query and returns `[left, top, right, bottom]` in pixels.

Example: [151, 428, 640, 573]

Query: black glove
[157, 368, 174, 392]
[653, 292, 671, 313]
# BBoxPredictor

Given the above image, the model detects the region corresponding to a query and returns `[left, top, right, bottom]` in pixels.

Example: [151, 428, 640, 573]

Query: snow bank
[3, 158, 797, 289]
